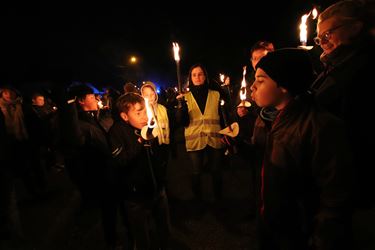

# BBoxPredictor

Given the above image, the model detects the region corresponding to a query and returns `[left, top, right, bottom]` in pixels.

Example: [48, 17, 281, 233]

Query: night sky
[2, 1, 337, 92]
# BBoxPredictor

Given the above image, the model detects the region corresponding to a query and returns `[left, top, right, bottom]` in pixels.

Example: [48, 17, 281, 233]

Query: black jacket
[109, 120, 166, 201]
[253, 95, 354, 249]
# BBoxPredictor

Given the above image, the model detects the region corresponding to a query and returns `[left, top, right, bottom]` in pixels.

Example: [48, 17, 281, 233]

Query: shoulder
[305, 105, 345, 136]
[157, 103, 167, 111]
[109, 120, 128, 134]
[208, 89, 220, 98]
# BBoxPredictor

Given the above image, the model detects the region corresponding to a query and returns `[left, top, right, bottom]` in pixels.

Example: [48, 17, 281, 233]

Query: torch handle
[176, 62, 182, 94]
[220, 104, 233, 132]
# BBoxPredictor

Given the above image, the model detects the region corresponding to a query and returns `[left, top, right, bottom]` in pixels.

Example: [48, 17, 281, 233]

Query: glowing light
[299, 8, 318, 47]
[144, 97, 156, 128]
[312, 8, 318, 19]
[97, 100, 103, 109]
[240, 66, 247, 101]
[219, 73, 225, 83]
[172, 42, 180, 62]
[299, 13, 310, 46]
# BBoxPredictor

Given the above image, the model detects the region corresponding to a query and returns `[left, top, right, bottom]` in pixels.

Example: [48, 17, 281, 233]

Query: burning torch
[139, 97, 158, 197]
[237, 66, 251, 108]
[172, 42, 185, 109]
[141, 97, 158, 140]
[219, 99, 239, 155]
[220, 73, 233, 108]
[298, 7, 318, 50]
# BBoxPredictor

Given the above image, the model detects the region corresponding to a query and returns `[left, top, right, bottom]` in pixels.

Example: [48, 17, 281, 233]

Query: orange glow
[144, 97, 156, 128]
[240, 66, 247, 101]
[172, 42, 180, 62]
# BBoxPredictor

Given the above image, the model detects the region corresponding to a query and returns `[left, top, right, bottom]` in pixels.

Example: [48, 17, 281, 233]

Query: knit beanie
[256, 48, 314, 97]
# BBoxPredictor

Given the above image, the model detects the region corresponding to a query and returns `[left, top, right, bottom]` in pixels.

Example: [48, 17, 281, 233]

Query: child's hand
[237, 106, 249, 117]
[137, 136, 144, 144]
[176, 94, 184, 100]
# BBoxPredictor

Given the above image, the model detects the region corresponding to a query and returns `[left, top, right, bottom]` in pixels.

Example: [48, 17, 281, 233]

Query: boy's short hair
[250, 40, 275, 57]
[31, 92, 44, 100]
[116, 92, 145, 114]
[123, 82, 139, 94]
[67, 83, 94, 101]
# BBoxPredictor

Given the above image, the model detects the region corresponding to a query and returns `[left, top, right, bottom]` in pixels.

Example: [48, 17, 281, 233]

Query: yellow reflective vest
[184, 90, 224, 151]
[154, 104, 170, 145]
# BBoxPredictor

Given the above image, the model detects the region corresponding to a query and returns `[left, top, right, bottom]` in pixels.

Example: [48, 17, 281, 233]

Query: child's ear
[120, 112, 129, 122]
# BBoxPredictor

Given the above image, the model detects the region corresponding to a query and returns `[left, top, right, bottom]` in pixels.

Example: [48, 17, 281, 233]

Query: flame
[240, 66, 247, 101]
[220, 99, 225, 106]
[172, 42, 180, 62]
[299, 8, 318, 46]
[312, 8, 318, 19]
[299, 13, 310, 46]
[144, 97, 156, 128]
[219, 73, 225, 83]
[97, 100, 103, 109]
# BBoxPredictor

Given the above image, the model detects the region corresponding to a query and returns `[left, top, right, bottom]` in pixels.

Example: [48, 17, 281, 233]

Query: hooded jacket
[141, 82, 170, 145]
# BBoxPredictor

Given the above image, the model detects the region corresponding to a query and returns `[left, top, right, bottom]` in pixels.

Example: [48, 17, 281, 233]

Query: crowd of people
[1, 1, 374, 249]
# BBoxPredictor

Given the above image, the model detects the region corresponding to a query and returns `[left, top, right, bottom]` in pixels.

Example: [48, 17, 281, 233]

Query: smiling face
[315, 0, 365, 58]
[316, 16, 363, 57]
[316, 17, 347, 56]
[141, 86, 157, 104]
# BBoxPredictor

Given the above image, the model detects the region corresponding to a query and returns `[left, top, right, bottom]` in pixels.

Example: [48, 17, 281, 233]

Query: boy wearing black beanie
[251, 48, 354, 250]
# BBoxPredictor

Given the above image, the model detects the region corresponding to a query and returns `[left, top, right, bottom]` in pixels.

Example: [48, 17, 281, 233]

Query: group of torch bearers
[121, 3, 372, 249]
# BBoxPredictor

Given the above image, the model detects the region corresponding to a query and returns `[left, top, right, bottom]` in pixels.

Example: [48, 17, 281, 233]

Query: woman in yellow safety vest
[176, 63, 225, 203]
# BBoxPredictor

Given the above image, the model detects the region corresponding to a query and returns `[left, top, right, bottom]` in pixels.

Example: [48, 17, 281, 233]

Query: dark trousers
[188, 146, 224, 200]
[124, 190, 171, 250]
[0, 172, 23, 242]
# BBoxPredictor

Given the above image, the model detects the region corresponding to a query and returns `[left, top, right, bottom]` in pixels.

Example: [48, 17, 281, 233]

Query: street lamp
[130, 56, 137, 64]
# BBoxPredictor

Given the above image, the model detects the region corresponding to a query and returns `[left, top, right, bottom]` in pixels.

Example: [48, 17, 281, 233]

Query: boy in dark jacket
[250, 48, 354, 250]
[109, 93, 170, 250]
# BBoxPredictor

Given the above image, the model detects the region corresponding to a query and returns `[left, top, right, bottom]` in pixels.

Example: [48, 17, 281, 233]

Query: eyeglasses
[313, 23, 347, 45]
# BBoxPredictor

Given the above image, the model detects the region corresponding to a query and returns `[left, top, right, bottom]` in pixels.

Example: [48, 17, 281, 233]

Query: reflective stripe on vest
[155, 104, 170, 145]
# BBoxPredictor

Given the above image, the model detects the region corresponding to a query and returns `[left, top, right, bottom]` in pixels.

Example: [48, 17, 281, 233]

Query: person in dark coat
[59, 83, 118, 249]
[250, 48, 354, 250]
[311, 0, 375, 208]
[24, 92, 59, 196]
[61, 83, 112, 207]
[109, 92, 171, 250]
[0, 86, 29, 248]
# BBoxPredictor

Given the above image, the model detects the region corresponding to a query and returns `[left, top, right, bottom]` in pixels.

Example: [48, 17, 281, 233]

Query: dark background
[1, 1, 337, 92]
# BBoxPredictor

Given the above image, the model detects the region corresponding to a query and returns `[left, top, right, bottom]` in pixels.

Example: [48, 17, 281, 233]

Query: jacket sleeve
[60, 102, 85, 148]
[108, 124, 144, 167]
[311, 115, 354, 250]
[174, 98, 189, 127]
